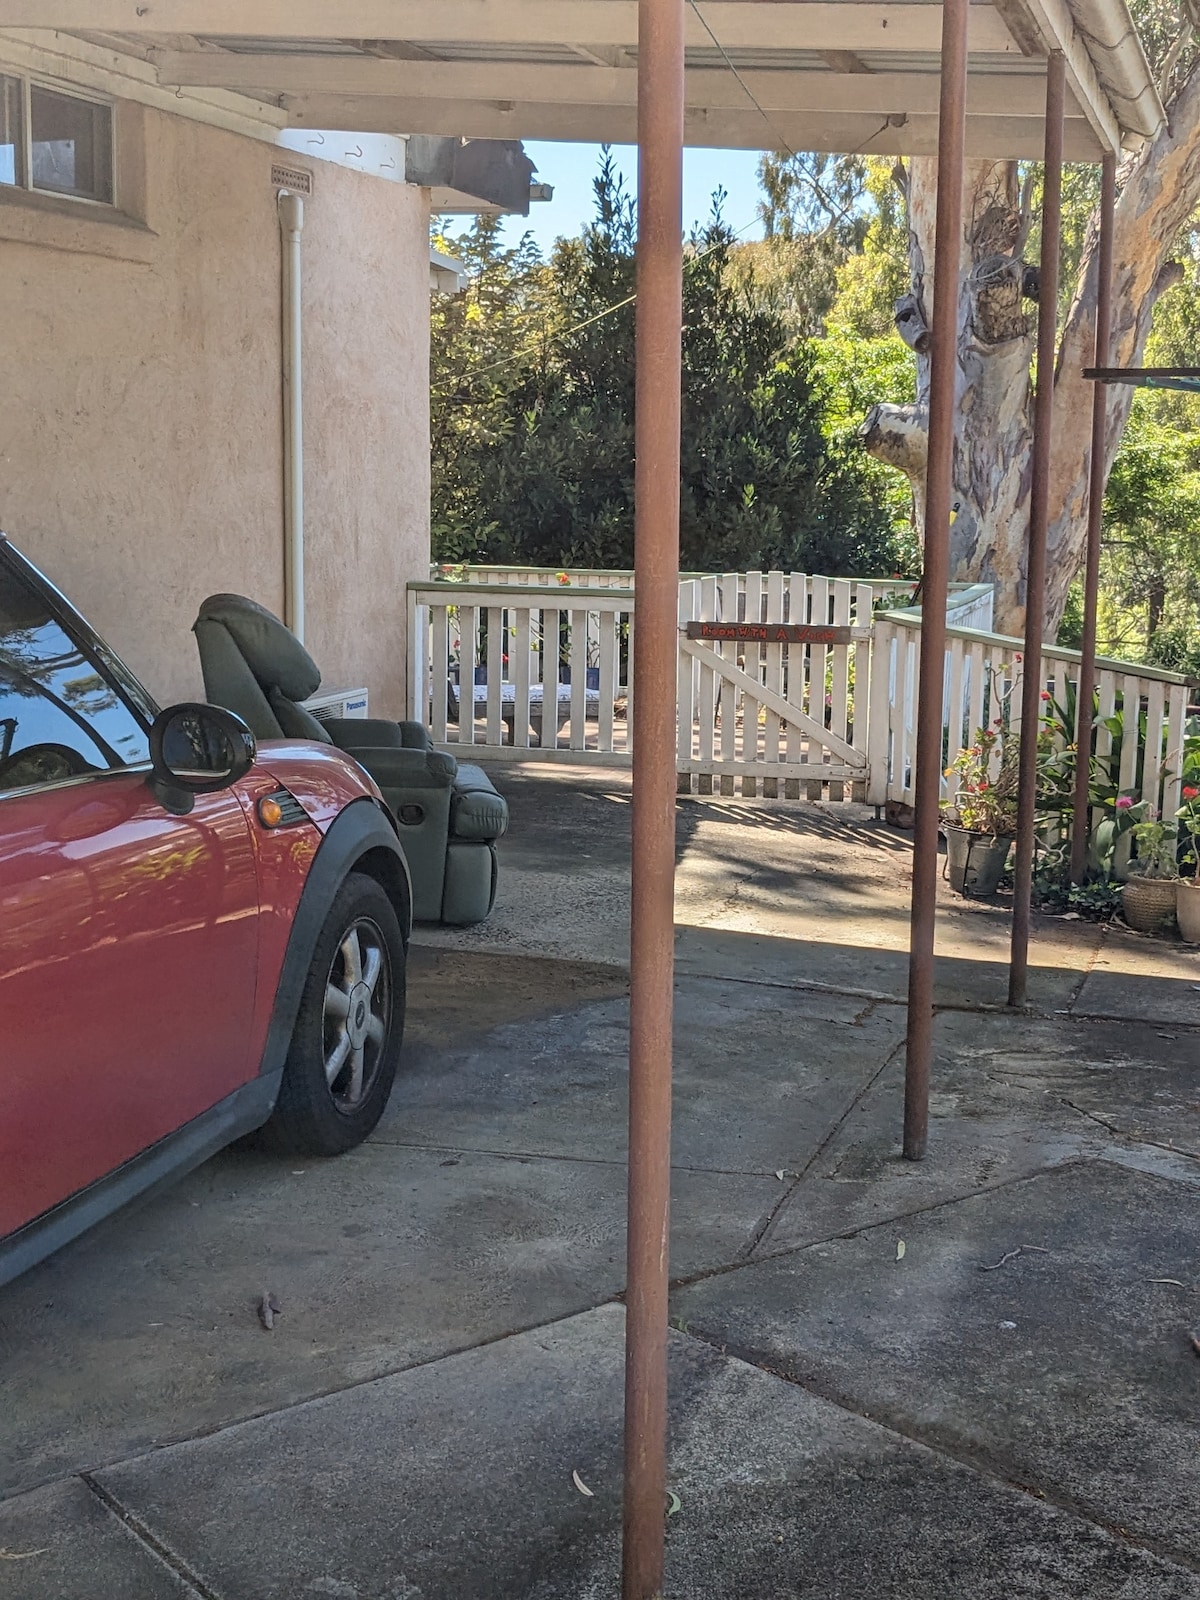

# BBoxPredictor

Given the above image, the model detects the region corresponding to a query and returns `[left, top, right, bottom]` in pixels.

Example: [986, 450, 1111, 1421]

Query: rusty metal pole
[902, 0, 969, 1162]
[623, 1, 683, 1595]
[1069, 151, 1117, 884]
[1009, 49, 1066, 1008]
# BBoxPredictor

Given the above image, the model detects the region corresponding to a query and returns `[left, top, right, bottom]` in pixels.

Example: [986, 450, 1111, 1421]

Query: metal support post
[903, 0, 970, 1161]
[1069, 151, 1117, 884]
[623, 1, 684, 1595]
[1009, 50, 1066, 1007]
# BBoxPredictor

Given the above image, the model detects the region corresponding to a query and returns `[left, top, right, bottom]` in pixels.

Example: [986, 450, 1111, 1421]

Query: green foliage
[431, 153, 909, 576]
[1102, 395, 1200, 657]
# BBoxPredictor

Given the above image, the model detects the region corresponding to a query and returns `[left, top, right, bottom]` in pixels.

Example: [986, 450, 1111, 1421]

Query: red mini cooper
[0, 534, 412, 1286]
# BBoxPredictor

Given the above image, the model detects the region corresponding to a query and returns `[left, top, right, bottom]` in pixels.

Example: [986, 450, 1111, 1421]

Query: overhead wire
[434, 2, 896, 399]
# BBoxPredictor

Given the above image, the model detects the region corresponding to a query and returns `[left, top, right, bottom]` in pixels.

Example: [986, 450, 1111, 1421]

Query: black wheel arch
[255, 798, 412, 1089]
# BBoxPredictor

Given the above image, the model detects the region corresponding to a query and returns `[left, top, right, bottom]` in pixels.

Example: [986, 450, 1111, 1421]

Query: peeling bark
[860, 62, 1200, 638]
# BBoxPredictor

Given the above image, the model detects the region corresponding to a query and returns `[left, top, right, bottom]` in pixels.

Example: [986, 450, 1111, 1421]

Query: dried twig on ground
[979, 1245, 1050, 1272]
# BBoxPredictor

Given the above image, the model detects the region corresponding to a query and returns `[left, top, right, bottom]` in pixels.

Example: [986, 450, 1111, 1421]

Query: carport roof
[0, 0, 1163, 160]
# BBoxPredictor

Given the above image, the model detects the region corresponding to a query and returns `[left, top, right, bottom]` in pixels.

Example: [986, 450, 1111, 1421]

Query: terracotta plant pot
[945, 826, 1011, 898]
[1121, 875, 1178, 936]
[1177, 880, 1200, 944]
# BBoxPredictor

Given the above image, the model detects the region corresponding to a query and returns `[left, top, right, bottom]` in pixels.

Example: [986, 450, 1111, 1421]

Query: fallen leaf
[667, 1492, 682, 1517]
[1157, 1033, 1178, 1041]
[999, 1321, 1017, 1330]
[1148, 1278, 1186, 1287]
[572, 1470, 595, 1498]
[896, 1240, 906, 1261]
[1191, 1332, 1200, 1357]
[774, 1170, 786, 1182]
[0, 1549, 48, 1560]
[258, 1291, 282, 1332]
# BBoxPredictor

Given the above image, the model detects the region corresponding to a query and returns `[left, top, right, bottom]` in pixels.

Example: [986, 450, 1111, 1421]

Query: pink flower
[1115, 796, 1133, 810]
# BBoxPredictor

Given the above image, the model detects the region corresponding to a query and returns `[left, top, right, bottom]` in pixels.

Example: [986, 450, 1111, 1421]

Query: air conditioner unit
[301, 687, 369, 724]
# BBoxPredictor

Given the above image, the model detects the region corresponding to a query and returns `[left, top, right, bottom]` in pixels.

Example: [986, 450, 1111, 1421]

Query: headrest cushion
[196, 593, 321, 703]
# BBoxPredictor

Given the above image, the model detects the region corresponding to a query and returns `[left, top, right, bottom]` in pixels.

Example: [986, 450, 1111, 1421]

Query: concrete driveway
[3, 770, 1199, 1598]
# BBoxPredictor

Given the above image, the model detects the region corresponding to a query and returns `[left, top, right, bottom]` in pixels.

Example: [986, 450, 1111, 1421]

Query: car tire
[262, 872, 406, 1157]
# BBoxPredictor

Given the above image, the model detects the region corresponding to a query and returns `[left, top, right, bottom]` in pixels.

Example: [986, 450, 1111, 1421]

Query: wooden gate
[675, 573, 875, 798]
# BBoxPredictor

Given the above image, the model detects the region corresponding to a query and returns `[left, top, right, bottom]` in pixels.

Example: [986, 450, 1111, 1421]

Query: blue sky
[507, 142, 767, 253]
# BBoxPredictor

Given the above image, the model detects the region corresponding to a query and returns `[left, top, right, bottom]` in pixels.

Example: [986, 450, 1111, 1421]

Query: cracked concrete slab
[0, 1140, 779, 1498]
[391, 972, 903, 1174]
[76, 1306, 1200, 1600]
[674, 1160, 1200, 1568]
[0, 1477, 191, 1600]
[1073, 924, 1200, 1024]
[758, 1008, 1200, 1253]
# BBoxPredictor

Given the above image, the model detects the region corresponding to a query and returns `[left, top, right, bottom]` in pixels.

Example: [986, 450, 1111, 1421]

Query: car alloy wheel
[260, 872, 407, 1157]
[322, 917, 391, 1114]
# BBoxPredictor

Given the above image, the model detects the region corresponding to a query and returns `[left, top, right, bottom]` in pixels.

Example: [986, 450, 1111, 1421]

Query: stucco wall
[0, 102, 429, 718]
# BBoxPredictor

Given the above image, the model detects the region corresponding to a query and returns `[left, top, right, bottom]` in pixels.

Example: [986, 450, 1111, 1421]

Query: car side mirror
[148, 703, 256, 816]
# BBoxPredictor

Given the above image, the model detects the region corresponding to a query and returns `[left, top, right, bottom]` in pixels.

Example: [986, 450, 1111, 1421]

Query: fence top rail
[877, 609, 1194, 687]
[428, 564, 987, 593]
[431, 562, 635, 580]
[412, 579, 638, 604]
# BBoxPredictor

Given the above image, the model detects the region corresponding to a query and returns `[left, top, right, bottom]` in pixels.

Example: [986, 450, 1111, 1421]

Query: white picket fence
[870, 612, 1191, 820]
[409, 577, 635, 764]
[409, 568, 1190, 813]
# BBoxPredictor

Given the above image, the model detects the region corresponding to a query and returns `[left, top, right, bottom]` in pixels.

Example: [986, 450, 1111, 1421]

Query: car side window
[0, 561, 150, 795]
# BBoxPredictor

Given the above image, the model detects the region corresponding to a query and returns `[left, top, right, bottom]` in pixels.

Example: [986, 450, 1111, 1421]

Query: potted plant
[1176, 783, 1200, 942]
[942, 726, 1018, 898]
[1122, 807, 1179, 934]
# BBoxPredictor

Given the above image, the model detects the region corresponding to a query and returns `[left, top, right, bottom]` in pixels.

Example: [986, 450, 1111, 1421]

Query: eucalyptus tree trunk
[860, 61, 1200, 638]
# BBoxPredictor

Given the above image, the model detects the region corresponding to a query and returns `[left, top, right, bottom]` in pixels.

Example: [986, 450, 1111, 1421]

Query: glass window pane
[30, 86, 112, 204]
[0, 560, 149, 795]
[0, 74, 22, 188]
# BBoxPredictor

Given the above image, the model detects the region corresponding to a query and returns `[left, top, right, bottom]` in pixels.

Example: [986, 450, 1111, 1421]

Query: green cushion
[197, 594, 321, 703]
[270, 687, 333, 744]
[451, 764, 509, 841]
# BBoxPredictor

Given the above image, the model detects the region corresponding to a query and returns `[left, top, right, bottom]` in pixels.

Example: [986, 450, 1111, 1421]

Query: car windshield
[0, 556, 150, 788]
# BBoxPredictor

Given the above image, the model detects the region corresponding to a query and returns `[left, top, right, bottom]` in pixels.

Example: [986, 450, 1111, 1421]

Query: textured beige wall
[0, 103, 429, 717]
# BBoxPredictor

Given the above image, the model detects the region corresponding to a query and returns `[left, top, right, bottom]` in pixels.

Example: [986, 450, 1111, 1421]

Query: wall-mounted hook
[345, 144, 363, 159]
[307, 133, 325, 146]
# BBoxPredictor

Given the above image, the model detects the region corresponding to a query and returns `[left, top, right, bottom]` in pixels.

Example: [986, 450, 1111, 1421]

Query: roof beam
[0, 1, 1021, 55]
[995, 0, 1121, 148]
[153, 53, 1066, 119]
[283, 95, 1105, 159]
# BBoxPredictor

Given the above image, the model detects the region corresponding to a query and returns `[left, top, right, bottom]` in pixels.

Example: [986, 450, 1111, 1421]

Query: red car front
[0, 535, 412, 1285]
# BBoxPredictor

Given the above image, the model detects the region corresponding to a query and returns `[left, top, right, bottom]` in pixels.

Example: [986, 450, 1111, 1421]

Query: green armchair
[192, 594, 507, 925]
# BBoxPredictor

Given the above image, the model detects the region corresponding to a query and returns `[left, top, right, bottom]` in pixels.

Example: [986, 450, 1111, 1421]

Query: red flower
[1184, 786, 1199, 801]
[1040, 690, 1052, 701]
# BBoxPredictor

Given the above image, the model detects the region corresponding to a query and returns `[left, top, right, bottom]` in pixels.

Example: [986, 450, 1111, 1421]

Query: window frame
[0, 538, 158, 803]
[0, 70, 116, 210]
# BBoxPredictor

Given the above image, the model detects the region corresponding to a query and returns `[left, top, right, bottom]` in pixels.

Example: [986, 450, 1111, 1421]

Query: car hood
[250, 739, 385, 833]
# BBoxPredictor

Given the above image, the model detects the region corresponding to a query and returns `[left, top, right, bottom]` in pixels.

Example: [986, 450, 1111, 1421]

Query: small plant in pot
[941, 727, 1018, 898]
[1175, 784, 1200, 943]
[1122, 805, 1179, 935]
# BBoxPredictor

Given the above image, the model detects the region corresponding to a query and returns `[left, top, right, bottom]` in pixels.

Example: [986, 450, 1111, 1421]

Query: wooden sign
[685, 621, 856, 645]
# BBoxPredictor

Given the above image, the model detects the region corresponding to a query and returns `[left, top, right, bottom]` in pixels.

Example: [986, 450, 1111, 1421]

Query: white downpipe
[278, 190, 305, 642]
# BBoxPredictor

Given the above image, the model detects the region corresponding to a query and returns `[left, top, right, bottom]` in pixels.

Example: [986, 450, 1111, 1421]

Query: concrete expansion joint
[1063, 1101, 1200, 1165]
[80, 1473, 223, 1600]
[668, 1158, 1089, 1296]
[737, 1037, 908, 1260]
[1064, 920, 1111, 1012]
[664, 1323, 1200, 1579]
